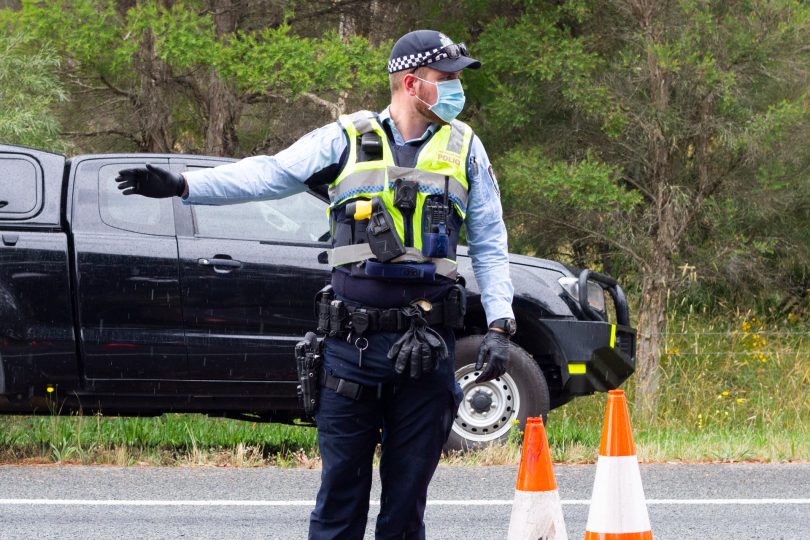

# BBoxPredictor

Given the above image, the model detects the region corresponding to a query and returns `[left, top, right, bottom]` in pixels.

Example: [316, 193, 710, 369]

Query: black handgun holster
[295, 332, 323, 416]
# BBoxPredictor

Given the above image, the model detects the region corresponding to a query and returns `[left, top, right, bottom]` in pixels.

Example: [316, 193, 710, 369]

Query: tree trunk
[632, 0, 675, 420]
[133, 28, 174, 153]
[634, 267, 669, 420]
[204, 73, 241, 156]
[203, 0, 242, 156]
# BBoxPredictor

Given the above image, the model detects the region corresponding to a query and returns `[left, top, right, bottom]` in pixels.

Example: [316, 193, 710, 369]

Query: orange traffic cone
[507, 417, 568, 540]
[584, 390, 653, 540]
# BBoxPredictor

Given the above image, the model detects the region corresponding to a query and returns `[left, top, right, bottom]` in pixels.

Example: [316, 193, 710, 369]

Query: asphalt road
[0, 463, 808, 539]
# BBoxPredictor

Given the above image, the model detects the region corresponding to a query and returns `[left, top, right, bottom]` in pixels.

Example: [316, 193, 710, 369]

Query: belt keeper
[335, 378, 362, 400]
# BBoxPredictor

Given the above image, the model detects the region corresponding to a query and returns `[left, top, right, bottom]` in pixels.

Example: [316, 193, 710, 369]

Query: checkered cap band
[387, 48, 450, 73]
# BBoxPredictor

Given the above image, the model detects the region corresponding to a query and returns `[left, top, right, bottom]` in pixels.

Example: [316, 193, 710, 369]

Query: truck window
[0, 153, 43, 219]
[192, 192, 329, 244]
[97, 164, 174, 236]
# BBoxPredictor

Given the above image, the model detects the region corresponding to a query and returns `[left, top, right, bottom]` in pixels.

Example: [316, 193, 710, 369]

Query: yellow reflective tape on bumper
[568, 363, 587, 375]
[610, 324, 616, 348]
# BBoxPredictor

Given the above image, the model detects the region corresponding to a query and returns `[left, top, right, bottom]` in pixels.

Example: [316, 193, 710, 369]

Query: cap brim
[430, 56, 481, 72]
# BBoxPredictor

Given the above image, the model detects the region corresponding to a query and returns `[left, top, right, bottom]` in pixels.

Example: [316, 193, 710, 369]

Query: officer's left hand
[115, 164, 186, 198]
[475, 329, 510, 383]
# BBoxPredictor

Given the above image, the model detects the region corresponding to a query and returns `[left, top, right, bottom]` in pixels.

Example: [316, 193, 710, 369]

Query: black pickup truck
[0, 143, 636, 450]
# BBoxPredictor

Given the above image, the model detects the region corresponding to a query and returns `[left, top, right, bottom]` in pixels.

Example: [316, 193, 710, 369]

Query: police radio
[421, 176, 451, 259]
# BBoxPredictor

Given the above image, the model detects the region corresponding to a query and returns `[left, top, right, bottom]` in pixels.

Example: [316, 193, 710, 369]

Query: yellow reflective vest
[327, 110, 473, 279]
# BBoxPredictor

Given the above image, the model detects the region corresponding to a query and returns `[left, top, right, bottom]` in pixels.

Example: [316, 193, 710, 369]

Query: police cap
[388, 30, 481, 74]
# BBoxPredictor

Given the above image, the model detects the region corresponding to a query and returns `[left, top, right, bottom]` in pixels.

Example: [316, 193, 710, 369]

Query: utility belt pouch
[366, 197, 405, 263]
[443, 284, 467, 329]
[295, 332, 323, 416]
[349, 309, 373, 336]
[329, 300, 345, 337]
[315, 285, 334, 335]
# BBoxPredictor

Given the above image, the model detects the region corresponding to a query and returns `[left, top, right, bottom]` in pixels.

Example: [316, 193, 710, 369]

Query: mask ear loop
[411, 75, 438, 109]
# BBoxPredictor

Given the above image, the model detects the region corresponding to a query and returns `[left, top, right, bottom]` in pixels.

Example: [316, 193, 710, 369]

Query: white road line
[0, 499, 808, 507]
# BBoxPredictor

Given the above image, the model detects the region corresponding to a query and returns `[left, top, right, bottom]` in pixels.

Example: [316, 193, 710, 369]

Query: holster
[295, 332, 323, 416]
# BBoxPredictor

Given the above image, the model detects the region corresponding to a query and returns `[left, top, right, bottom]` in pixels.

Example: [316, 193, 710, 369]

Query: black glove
[475, 330, 511, 383]
[115, 164, 186, 198]
[388, 307, 448, 379]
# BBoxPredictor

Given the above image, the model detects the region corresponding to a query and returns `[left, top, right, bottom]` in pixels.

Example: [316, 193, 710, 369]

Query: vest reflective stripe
[447, 120, 465, 154]
[328, 169, 386, 205]
[330, 166, 469, 211]
[328, 244, 458, 279]
[351, 113, 374, 135]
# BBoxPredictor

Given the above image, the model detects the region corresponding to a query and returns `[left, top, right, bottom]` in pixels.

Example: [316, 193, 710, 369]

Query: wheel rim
[451, 363, 521, 444]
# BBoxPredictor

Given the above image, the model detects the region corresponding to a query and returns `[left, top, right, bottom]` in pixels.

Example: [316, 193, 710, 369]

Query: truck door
[0, 145, 78, 399]
[69, 157, 186, 384]
[170, 157, 331, 387]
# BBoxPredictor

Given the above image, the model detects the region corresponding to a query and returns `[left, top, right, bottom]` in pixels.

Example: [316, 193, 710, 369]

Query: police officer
[116, 29, 516, 540]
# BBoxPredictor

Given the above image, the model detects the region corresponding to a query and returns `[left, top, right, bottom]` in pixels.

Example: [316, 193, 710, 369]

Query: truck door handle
[198, 257, 242, 269]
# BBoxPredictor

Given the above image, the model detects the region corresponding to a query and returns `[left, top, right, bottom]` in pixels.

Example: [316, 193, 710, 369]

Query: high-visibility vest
[327, 110, 473, 279]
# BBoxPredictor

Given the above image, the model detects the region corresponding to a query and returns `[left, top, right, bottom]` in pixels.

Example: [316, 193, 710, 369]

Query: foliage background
[0, 0, 808, 426]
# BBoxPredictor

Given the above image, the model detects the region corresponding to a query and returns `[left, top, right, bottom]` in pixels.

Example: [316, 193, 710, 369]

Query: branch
[619, 173, 656, 204]
[62, 129, 137, 142]
[675, 151, 744, 242]
[64, 75, 112, 94]
[508, 210, 647, 267]
[173, 75, 207, 107]
[98, 73, 135, 99]
[301, 92, 342, 119]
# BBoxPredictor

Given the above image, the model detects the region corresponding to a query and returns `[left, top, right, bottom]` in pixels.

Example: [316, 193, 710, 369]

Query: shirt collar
[379, 107, 439, 146]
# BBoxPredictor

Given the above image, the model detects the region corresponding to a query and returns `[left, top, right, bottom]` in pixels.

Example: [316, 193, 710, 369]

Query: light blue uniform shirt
[183, 108, 514, 324]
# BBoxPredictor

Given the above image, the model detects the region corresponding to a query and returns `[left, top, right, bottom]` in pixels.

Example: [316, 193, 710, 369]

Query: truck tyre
[444, 334, 550, 452]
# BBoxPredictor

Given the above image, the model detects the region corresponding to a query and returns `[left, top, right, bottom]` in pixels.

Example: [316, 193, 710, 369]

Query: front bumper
[541, 319, 637, 395]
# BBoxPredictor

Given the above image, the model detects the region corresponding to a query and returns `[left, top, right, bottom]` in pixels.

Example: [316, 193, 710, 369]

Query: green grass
[546, 311, 810, 463]
[0, 414, 318, 467]
[1, 312, 807, 466]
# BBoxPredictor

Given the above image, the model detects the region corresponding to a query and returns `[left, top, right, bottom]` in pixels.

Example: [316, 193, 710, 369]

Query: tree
[1, 0, 389, 155]
[0, 34, 66, 149]
[475, 0, 810, 418]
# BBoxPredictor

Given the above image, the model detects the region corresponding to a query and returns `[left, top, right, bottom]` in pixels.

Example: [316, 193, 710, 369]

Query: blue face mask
[415, 77, 466, 123]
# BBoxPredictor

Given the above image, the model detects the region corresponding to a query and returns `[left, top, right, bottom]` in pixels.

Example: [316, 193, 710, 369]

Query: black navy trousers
[308, 327, 462, 539]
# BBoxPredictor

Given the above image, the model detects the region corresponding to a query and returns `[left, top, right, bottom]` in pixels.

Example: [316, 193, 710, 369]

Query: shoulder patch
[488, 164, 500, 196]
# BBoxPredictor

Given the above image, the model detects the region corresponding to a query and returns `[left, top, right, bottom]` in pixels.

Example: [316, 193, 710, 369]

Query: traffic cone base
[507, 490, 567, 540]
[584, 532, 653, 540]
[506, 417, 568, 540]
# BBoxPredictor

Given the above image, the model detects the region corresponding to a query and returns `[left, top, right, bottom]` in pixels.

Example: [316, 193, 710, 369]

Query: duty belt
[316, 285, 466, 337]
